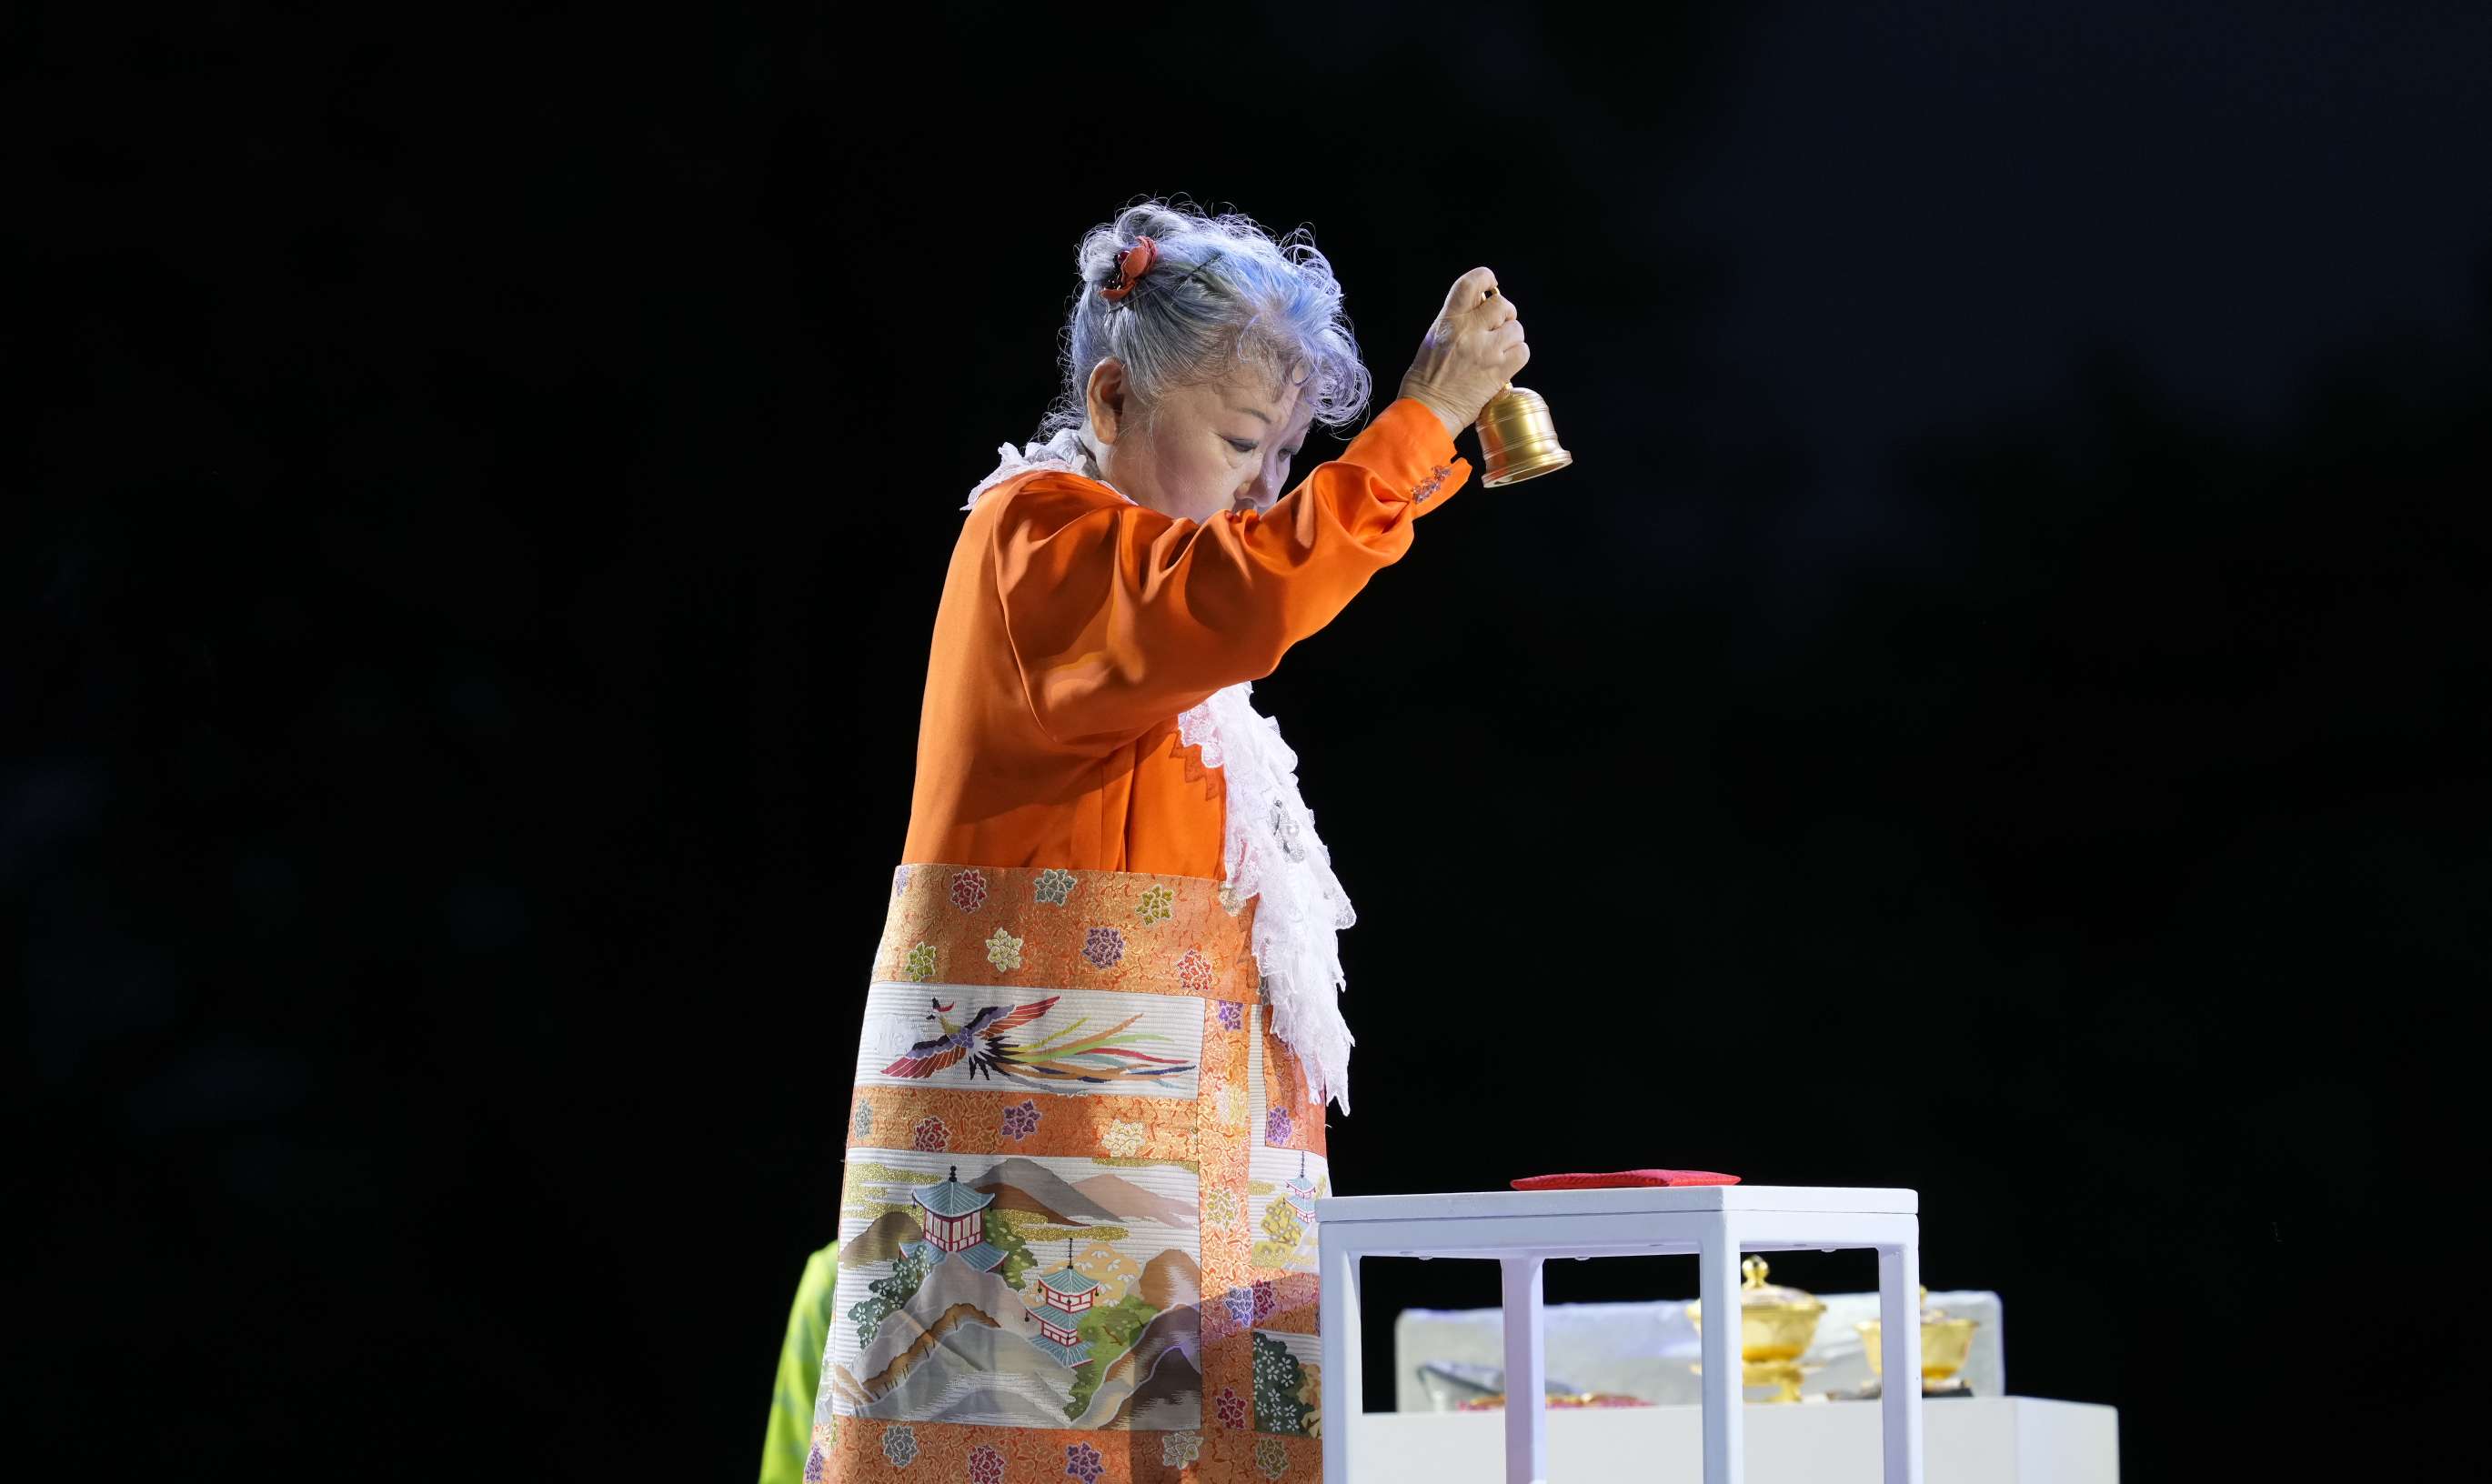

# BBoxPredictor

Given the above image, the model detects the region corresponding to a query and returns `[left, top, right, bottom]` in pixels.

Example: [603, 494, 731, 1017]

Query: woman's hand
[1398, 266, 1531, 441]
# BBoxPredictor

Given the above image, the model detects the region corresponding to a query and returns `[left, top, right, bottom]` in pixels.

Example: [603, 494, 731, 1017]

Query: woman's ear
[1085, 359, 1127, 445]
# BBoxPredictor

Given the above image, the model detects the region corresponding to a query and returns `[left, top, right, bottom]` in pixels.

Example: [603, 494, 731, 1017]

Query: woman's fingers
[1402, 268, 1531, 437]
[1478, 315, 1525, 350]
[1446, 266, 1499, 310]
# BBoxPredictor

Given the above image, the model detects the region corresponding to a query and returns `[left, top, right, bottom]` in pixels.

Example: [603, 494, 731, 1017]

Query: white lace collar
[960, 428, 1359, 1113]
[961, 426, 1110, 512]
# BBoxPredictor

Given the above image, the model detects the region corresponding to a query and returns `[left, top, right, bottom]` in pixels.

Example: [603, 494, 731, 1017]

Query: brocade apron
[808, 863, 1329, 1483]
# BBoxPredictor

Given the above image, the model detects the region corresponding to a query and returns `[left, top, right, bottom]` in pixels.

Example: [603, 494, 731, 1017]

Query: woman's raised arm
[989, 396, 1469, 750]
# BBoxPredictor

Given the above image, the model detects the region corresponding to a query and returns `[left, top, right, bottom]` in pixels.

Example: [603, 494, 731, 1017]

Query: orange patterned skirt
[809, 863, 1329, 1483]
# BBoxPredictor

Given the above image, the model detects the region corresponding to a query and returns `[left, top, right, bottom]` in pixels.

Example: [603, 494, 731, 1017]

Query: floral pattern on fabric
[1081, 927, 1125, 970]
[1216, 999, 1244, 1032]
[950, 869, 990, 913]
[877, 863, 1256, 1000]
[818, 1413, 1324, 1483]
[1256, 1020, 1317, 1146]
[882, 1425, 919, 1469]
[984, 928, 1024, 971]
[1251, 1330, 1322, 1441]
[910, 1116, 949, 1152]
[1256, 1438, 1290, 1479]
[1000, 1099, 1040, 1142]
[1215, 1388, 1248, 1430]
[848, 1084, 1200, 1161]
[1063, 1442, 1102, 1483]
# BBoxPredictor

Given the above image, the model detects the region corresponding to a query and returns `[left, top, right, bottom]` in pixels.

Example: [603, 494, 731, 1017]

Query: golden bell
[1473, 385, 1573, 487]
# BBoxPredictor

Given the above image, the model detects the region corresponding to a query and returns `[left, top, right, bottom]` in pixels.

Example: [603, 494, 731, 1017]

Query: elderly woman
[780, 200, 1523, 1484]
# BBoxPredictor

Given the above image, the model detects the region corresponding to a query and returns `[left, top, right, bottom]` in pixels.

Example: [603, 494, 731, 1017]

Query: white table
[1313, 1186, 1923, 1484]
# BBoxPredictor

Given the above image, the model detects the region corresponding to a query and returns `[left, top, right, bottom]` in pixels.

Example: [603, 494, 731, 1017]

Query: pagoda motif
[909, 1166, 1006, 1273]
[1021, 1238, 1099, 1368]
[1283, 1150, 1321, 1226]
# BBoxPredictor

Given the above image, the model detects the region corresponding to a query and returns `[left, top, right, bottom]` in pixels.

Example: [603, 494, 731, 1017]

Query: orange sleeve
[989, 396, 1472, 749]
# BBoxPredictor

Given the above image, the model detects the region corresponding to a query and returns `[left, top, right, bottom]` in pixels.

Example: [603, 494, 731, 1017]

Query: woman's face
[1086, 359, 1315, 525]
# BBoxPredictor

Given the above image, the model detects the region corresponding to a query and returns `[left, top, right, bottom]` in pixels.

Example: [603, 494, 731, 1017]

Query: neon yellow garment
[759, 1245, 839, 1484]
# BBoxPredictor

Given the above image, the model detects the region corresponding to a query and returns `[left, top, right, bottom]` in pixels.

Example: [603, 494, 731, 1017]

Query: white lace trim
[1180, 688, 1356, 1113]
[961, 428, 1358, 1112]
[961, 426, 1102, 513]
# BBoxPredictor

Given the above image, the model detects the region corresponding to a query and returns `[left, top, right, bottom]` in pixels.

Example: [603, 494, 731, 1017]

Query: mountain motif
[1105, 1303, 1200, 1392]
[854, 1254, 1026, 1379]
[1071, 1172, 1198, 1227]
[824, 1363, 871, 1413]
[838, 1209, 926, 1268]
[831, 1252, 1100, 1425]
[926, 1386, 1071, 1429]
[851, 1314, 1090, 1425]
[980, 1183, 1095, 1228]
[1075, 1302, 1204, 1430]
[973, 1158, 1123, 1224]
[843, 1301, 999, 1399]
[1103, 1336, 1204, 1431]
[1139, 1249, 1201, 1311]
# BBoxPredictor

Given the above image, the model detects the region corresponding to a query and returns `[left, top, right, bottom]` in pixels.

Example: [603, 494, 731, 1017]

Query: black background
[17, 3, 2492, 1479]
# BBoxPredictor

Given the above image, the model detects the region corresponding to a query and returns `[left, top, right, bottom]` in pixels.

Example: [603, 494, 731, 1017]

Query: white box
[1350, 1397, 2118, 1483]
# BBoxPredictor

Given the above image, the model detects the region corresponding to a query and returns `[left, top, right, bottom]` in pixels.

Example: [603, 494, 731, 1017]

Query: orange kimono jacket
[903, 396, 1472, 876]
[803, 397, 1471, 1484]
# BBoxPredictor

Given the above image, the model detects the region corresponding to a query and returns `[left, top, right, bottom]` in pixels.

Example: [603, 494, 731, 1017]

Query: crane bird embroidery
[880, 996, 1196, 1086]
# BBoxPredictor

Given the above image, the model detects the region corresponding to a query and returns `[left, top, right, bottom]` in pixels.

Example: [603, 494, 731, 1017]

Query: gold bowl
[1857, 1304, 1979, 1385]
[1686, 1258, 1825, 1402]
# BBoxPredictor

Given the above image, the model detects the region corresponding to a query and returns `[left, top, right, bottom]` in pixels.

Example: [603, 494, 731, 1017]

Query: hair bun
[1039, 196, 1373, 444]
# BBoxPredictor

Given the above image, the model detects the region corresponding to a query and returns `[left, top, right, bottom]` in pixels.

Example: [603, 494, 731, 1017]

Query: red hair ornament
[1100, 235, 1159, 302]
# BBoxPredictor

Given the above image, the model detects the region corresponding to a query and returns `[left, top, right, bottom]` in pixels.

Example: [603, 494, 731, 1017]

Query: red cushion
[1510, 1168, 1741, 1189]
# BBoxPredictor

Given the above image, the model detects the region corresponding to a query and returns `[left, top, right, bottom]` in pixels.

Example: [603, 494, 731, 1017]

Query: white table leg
[1878, 1232, 1924, 1484]
[1321, 1235, 1362, 1484]
[1698, 1221, 1744, 1484]
[1500, 1256, 1547, 1484]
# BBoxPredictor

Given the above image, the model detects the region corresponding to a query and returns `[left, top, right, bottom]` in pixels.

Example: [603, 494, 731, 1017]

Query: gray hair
[1040, 198, 1373, 441]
